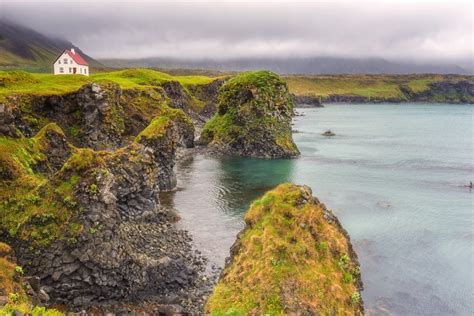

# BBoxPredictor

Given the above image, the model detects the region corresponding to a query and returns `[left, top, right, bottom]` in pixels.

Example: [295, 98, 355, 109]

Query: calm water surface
[164, 103, 473, 315]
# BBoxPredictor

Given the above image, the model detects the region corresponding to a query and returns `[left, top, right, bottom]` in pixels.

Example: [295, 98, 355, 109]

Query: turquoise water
[165, 103, 474, 315]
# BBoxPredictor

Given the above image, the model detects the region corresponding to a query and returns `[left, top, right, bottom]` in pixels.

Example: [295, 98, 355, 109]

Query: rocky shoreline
[1, 70, 363, 315]
[292, 79, 474, 106]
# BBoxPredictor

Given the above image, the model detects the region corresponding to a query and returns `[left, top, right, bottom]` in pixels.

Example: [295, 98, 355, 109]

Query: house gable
[53, 49, 89, 76]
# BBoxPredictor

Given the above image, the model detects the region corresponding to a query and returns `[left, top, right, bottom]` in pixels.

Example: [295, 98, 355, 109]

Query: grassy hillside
[0, 20, 103, 72]
[284, 74, 472, 99]
[0, 69, 217, 100]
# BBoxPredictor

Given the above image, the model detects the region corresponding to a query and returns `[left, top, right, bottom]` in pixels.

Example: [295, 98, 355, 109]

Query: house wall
[53, 52, 89, 76]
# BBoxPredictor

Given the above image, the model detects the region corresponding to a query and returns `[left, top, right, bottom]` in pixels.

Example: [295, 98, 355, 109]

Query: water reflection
[214, 157, 295, 215]
[160, 152, 296, 269]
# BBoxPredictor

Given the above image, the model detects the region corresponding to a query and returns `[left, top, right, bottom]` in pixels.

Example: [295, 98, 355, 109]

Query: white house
[53, 48, 89, 76]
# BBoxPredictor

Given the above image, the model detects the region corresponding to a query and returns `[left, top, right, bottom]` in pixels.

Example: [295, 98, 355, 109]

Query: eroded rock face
[0, 98, 33, 137]
[291, 93, 324, 107]
[3, 115, 208, 312]
[26, 82, 125, 150]
[201, 71, 300, 158]
[162, 81, 192, 110]
[207, 183, 363, 315]
[188, 79, 226, 119]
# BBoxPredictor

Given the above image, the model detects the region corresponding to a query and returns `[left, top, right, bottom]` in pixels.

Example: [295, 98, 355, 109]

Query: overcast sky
[1, 0, 472, 65]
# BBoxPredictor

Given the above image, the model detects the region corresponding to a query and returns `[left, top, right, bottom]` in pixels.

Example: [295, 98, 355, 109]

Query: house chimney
[71, 48, 75, 54]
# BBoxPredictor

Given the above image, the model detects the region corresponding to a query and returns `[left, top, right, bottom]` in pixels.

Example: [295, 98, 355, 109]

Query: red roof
[65, 49, 88, 66]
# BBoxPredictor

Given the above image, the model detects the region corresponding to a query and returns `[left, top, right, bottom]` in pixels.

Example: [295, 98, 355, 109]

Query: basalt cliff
[0, 69, 362, 315]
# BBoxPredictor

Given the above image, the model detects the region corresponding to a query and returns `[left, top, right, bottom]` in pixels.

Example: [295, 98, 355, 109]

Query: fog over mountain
[1, 0, 472, 74]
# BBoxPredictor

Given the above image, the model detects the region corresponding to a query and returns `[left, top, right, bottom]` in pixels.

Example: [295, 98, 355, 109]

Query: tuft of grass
[206, 183, 363, 315]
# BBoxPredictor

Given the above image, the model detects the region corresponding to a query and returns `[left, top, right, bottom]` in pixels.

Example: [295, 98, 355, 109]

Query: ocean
[164, 103, 473, 315]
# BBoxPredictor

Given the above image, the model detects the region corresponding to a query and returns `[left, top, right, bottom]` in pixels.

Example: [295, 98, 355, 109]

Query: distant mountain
[0, 20, 103, 71]
[101, 56, 471, 75]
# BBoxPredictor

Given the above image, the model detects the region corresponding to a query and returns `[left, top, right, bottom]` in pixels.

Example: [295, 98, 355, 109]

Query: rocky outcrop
[0, 97, 33, 138]
[207, 183, 363, 315]
[200, 71, 300, 158]
[162, 81, 192, 110]
[291, 93, 324, 107]
[29, 82, 125, 149]
[0, 82, 204, 149]
[0, 111, 208, 313]
[188, 79, 226, 119]
[408, 80, 474, 103]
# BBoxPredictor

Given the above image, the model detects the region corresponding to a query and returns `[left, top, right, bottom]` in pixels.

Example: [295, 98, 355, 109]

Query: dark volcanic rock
[0, 97, 33, 137]
[291, 93, 324, 107]
[4, 116, 208, 313]
[162, 81, 192, 110]
[188, 79, 226, 119]
[322, 130, 336, 137]
[28, 82, 125, 149]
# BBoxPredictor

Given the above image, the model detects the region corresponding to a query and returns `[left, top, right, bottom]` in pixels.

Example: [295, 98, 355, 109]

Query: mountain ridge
[0, 19, 103, 71]
[99, 56, 471, 75]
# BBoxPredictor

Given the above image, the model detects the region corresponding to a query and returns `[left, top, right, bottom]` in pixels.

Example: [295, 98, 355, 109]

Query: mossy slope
[207, 183, 363, 315]
[201, 71, 299, 158]
[0, 123, 81, 247]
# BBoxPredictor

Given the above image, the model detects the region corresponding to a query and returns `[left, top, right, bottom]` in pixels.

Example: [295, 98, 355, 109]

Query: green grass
[0, 68, 217, 100]
[284, 74, 471, 99]
[206, 183, 363, 315]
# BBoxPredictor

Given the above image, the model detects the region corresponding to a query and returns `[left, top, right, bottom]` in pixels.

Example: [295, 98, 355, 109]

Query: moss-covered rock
[206, 183, 363, 315]
[0, 107, 208, 310]
[0, 242, 65, 315]
[201, 71, 300, 158]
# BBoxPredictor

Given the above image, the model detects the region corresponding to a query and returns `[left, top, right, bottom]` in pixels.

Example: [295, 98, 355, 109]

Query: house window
[69, 67, 72, 73]
[64, 58, 68, 64]
[84, 68, 87, 74]
[59, 67, 64, 73]
[58, 60, 61, 64]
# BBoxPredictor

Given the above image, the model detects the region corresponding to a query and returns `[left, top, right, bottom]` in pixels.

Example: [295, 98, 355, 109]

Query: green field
[0, 68, 218, 100]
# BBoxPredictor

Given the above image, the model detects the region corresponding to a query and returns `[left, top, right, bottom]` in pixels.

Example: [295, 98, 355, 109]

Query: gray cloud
[1, 0, 472, 64]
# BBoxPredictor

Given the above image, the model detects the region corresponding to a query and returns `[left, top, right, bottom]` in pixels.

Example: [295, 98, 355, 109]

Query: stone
[38, 288, 50, 302]
[322, 130, 336, 136]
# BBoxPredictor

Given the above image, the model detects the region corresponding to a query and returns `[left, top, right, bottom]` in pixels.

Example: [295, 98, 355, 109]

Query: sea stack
[200, 71, 300, 158]
[206, 183, 364, 315]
